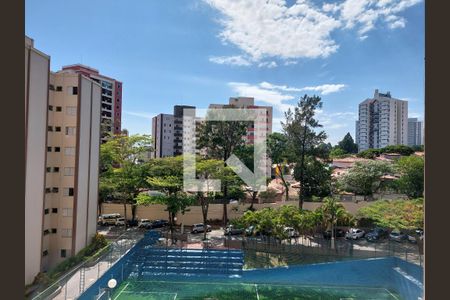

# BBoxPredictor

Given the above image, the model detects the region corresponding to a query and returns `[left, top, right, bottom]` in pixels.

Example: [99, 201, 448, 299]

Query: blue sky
[26, 0, 424, 145]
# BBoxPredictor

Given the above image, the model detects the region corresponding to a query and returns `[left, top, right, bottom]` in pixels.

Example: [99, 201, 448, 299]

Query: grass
[112, 280, 402, 300]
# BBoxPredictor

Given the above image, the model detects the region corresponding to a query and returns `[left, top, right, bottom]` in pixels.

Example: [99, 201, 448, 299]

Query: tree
[330, 147, 347, 158]
[320, 197, 347, 249]
[195, 159, 231, 240]
[197, 110, 249, 226]
[338, 133, 358, 154]
[395, 156, 424, 198]
[293, 156, 331, 201]
[338, 161, 393, 196]
[382, 145, 415, 156]
[267, 132, 294, 201]
[137, 156, 195, 242]
[99, 134, 152, 224]
[282, 95, 326, 210]
[356, 149, 381, 159]
[357, 199, 423, 230]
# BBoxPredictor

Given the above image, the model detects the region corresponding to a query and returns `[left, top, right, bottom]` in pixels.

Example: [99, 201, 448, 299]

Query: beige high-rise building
[25, 37, 101, 285]
[356, 89, 408, 152]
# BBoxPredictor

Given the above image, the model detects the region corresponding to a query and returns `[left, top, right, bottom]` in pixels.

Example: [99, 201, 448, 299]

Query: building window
[64, 167, 75, 176]
[56, 106, 62, 112]
[61, 249, 67, 258]
[56, 86, 63, 91]
[49, 84, 55, 91]
[48, 105, 53, 111]
[52, 187, 59, 193]
[63, 188, 74, 197]
[72, 87, 78, 95]
[61, 228, 72, 237]
[43, 229, 50, 235]
[52, 207, 58, 213]
[54, 147, 61, 152]
[42, 250, 48, 256]
[65, 127, 76, 136]
[47, 126, 53, 132]
[64, 147, 75, 156]
[47, 147, 52, 152]
[66, 106, 77, 116]
[62, 208, 73, 217]
[46, 167, 51, 173]
[45, 188, 51, 193]
[51, 228, 57, 234]
[53, 167, 60, 173]
[44, 208, 49, 214]
[55, 126, 61, 132]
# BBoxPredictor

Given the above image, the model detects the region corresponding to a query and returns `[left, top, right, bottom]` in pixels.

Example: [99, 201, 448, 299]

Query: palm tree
[321, 197, 346, 249]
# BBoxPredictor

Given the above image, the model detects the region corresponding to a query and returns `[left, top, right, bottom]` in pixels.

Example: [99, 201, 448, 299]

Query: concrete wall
[101, 201, 371, 225]
[25, 39, 50, 285]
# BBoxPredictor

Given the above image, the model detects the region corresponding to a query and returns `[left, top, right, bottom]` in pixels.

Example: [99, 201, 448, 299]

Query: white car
[284, 227, 300, 238]
[138, 219, 152, 228]
[115, 217, 125, 226]
[191, 223, 212, 234]
[345, 228, 365, 240]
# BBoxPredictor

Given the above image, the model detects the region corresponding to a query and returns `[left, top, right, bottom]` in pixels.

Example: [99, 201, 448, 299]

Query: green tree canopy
[337, 133, 358, 154]
[294, 156, 332, 200]
[356, 199, 423, 230]
[395, 156, 424, 198]
[338, 160, 393, 196]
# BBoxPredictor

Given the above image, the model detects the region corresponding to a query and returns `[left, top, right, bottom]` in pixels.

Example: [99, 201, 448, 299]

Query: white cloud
[228, 81, 347, 113]
[204, 0, 422, 65]
[123, 111, 155, 120]
[299, 84, 347, 95]
[209, 55, 251, 66]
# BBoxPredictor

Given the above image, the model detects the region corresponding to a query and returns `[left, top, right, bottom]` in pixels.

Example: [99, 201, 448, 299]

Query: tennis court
[112, 280, 402, 300]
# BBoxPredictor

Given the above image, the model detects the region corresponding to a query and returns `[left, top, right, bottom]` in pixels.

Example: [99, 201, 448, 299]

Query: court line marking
[113, 282, 129, 300]
[383, 288, 400, 300]
[129, 280, 395, 291]
[254, 284, 260, 300]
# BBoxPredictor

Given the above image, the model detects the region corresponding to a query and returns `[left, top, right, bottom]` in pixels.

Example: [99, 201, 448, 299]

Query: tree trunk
[201, 196, 209, 241]
[249, 191, 257, 210]
[298, 122, 308, 210]
[278, 165, 289, 202]
[169, 211, 174, 244]
[123, 199, 128, 228]
[131, 203, 137, 222]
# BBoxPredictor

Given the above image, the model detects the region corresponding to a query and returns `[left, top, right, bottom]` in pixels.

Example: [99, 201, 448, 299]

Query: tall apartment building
[25, 37, 101, 284]
[60, 64, 122, 143]
[151, 105, 198, 158]
[356, 89, 408, 152]
[209, 97, 273, 145]
[408, 118, 424, 146]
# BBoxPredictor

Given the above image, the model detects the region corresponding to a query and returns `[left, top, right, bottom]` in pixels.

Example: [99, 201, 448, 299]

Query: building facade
[356, 89, 408, 152]
[210, 97, 273, 145]
[60, 64, 122, 143]
[407, 118, 424, 146]
[25, 37, 101, 284]
[151, 113, 175, 158]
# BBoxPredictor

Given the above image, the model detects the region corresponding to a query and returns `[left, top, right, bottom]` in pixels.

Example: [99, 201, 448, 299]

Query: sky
[26, 0, 424, 145]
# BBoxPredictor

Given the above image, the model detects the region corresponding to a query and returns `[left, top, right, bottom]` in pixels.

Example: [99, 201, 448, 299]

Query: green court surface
[112, 280, 402, 300]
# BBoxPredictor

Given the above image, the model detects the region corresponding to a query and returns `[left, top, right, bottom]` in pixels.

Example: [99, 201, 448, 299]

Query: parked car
[115, 217, 125, 226]
[191, 223, 211, 234]
[138, 219, 152, 228]
[127, 219, 139, 227]
[407, 228, 424, 244]
[148, 219, 169, 229]
[389, 230, 407, 242]
[345, 228, 365, 240]
[284, 227, 300, 238]
[98, 213, 122, 226]
[224, 225, 244, 235]
[323, 228, 346, 239]
[365, 228, 389, 242]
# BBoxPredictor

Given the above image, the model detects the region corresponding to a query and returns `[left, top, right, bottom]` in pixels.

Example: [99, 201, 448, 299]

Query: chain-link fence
[224, 235, 423, 269]
[30, 230, 143, 300]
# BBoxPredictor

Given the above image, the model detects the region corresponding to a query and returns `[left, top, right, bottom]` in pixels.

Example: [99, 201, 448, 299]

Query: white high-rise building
[408, 118, 424, 147]
[356, 89, 408, 152]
